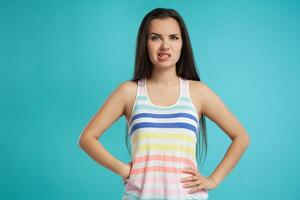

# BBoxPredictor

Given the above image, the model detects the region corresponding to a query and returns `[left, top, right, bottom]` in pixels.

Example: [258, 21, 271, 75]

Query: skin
[147, 18, 182, 71]
[79, 17, 250, 194]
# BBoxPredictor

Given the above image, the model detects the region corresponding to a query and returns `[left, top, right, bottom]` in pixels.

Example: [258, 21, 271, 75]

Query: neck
[149, 65, 179, 86]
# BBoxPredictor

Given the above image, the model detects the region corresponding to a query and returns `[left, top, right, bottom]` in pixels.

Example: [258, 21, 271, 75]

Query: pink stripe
[126, 184, 208, 196]
[133, 154, 196, 168]
[131, 166, 182, 174]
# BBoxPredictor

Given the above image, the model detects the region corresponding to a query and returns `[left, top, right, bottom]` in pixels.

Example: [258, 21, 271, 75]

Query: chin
[154, 63, 176, 69]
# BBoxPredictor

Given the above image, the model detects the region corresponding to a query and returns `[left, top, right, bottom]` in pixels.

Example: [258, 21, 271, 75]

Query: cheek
[174, 44, 182, 57]
[176, 42, 183, 51]
[147, 42, 156, 55]
[147, 43, 157, 62]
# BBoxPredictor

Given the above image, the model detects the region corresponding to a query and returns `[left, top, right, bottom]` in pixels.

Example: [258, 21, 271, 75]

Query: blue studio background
[1, 0, 299, 199]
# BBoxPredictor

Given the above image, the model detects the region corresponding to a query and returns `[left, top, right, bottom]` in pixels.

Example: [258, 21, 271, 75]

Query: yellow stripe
[133, 144, 195, 156]
[131, 132, 196, 145]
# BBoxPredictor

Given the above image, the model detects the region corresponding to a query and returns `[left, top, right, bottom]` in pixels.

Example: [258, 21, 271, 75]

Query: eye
[150, 36, 160, 41]
[170, 36, 179, 40]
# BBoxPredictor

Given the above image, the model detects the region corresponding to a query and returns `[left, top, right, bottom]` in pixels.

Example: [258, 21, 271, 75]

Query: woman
[79, 8, 250, 200]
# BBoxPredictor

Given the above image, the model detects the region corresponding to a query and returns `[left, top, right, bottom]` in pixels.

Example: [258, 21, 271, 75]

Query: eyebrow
[150, 32, 180, 36]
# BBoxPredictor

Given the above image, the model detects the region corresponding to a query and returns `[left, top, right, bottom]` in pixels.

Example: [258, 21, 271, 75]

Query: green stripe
[133, 104, 195, 112]
[137, 95, 191, 102]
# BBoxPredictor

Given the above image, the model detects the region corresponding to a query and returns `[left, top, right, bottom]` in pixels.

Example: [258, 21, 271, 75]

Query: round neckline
[144, 77, 182, 108]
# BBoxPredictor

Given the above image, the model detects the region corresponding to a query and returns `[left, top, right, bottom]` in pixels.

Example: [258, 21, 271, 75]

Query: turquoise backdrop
[1, 0, 299, 199]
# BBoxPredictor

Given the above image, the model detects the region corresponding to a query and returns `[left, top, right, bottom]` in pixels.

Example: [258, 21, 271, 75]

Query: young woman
[79, 8, 250, 200]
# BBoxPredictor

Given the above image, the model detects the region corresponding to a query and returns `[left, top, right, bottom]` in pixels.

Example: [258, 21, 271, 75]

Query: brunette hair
[125, 8, 208, 166]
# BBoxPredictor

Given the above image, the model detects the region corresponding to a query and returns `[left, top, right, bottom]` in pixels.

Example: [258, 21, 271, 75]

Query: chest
[124, 80, 202, 123]
[146, 84, 180, 107]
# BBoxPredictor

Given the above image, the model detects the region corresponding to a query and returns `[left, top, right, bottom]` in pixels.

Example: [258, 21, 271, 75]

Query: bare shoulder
[118, 80, 138, 121]
[189, 79, 215, 96]
[187, 80, 213, 116]
[188, 79, 208, 91]
[187, 80, 205, 116]
[118, 80, 137, 101]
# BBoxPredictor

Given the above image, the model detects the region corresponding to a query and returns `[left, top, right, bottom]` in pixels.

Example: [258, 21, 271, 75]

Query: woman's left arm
[200, 82, 250, 186]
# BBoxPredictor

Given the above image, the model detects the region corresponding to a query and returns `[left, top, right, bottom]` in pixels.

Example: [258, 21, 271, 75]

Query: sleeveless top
[122, 77, 209, 200]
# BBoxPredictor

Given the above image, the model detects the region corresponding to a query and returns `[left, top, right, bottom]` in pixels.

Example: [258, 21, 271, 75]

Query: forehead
[148, 18, 181, 35]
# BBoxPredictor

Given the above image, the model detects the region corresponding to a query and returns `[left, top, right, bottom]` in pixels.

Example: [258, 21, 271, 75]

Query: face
[147, 18, 183, 69]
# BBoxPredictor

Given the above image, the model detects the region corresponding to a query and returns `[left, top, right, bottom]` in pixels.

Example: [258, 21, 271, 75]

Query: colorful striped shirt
[122, 77, 209, 200]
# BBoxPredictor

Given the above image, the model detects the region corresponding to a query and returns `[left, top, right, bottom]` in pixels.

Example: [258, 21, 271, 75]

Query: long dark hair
[125, 8, 208, 167]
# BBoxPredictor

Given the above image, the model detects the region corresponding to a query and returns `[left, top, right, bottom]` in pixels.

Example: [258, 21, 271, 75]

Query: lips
[157, 52, 171, 57]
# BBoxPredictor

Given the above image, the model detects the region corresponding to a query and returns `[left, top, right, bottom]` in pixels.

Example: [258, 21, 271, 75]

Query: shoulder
[188, 79, 206, 89]
[188, 79, 225, 115]
[187, 79, 218, 111]
[188, 79, 218, 99]
[118, 80, 137, 93]
[116, 80, 138, 102]
[188, 79, 211, 97]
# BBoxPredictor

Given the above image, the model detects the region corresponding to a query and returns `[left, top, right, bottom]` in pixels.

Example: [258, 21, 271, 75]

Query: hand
[121, 161, 132, 184]
[180, 167, 218, 194]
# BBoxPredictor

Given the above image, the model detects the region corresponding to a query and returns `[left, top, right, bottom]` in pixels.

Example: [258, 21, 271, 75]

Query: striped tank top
[122, 77, 209, 200]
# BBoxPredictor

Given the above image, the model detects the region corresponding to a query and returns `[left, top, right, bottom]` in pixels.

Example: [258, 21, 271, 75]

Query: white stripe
[130, 127, 198, 140]
[132, 139, 196, 148]
[130, 116, 198, 129]
[132, 160, 194, 169]
[133, 149, 196, 160]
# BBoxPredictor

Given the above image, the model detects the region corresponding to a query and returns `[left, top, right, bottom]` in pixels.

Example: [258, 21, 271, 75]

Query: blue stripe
[129, 122, 198, 136]
[130, 112, 198, 126]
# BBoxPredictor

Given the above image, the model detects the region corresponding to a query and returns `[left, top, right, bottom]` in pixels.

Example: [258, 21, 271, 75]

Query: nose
[160, 38, 170, 50]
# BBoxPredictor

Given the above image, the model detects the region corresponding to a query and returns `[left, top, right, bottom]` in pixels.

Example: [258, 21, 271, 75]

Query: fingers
[180, 167, 208, 193]
[188, 183, 206, 194]
[180, 175, 198, 183]
[184, 180, 208, 193]
[182, 179, 202, 188]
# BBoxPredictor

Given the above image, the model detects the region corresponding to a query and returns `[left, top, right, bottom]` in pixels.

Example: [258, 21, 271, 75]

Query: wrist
[120, 161, 132, 179]
[208, 175, 220, 186]
[121, 162, 132, 185]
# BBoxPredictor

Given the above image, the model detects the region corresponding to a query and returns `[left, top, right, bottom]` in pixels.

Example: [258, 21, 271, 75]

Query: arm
[200, 82, 250, 186]
[78, 82, 131, 180]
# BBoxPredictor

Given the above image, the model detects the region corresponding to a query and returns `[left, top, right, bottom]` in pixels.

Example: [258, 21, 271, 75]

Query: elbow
[78, 134, 97, 150]
[242, 133, 251, 147]
[78, 134, 88, 149]
[78, 137, 83, 148]
[234, 132, 250, 147]
[78, 135, 84, 149]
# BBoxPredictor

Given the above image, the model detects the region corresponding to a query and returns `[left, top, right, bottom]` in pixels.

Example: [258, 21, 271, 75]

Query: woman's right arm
[78, 81, 131, 180]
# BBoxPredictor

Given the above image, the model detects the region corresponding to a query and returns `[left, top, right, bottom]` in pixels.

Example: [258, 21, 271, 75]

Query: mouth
[157, 52, 171, 60]
[157, 52, 171, 57]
